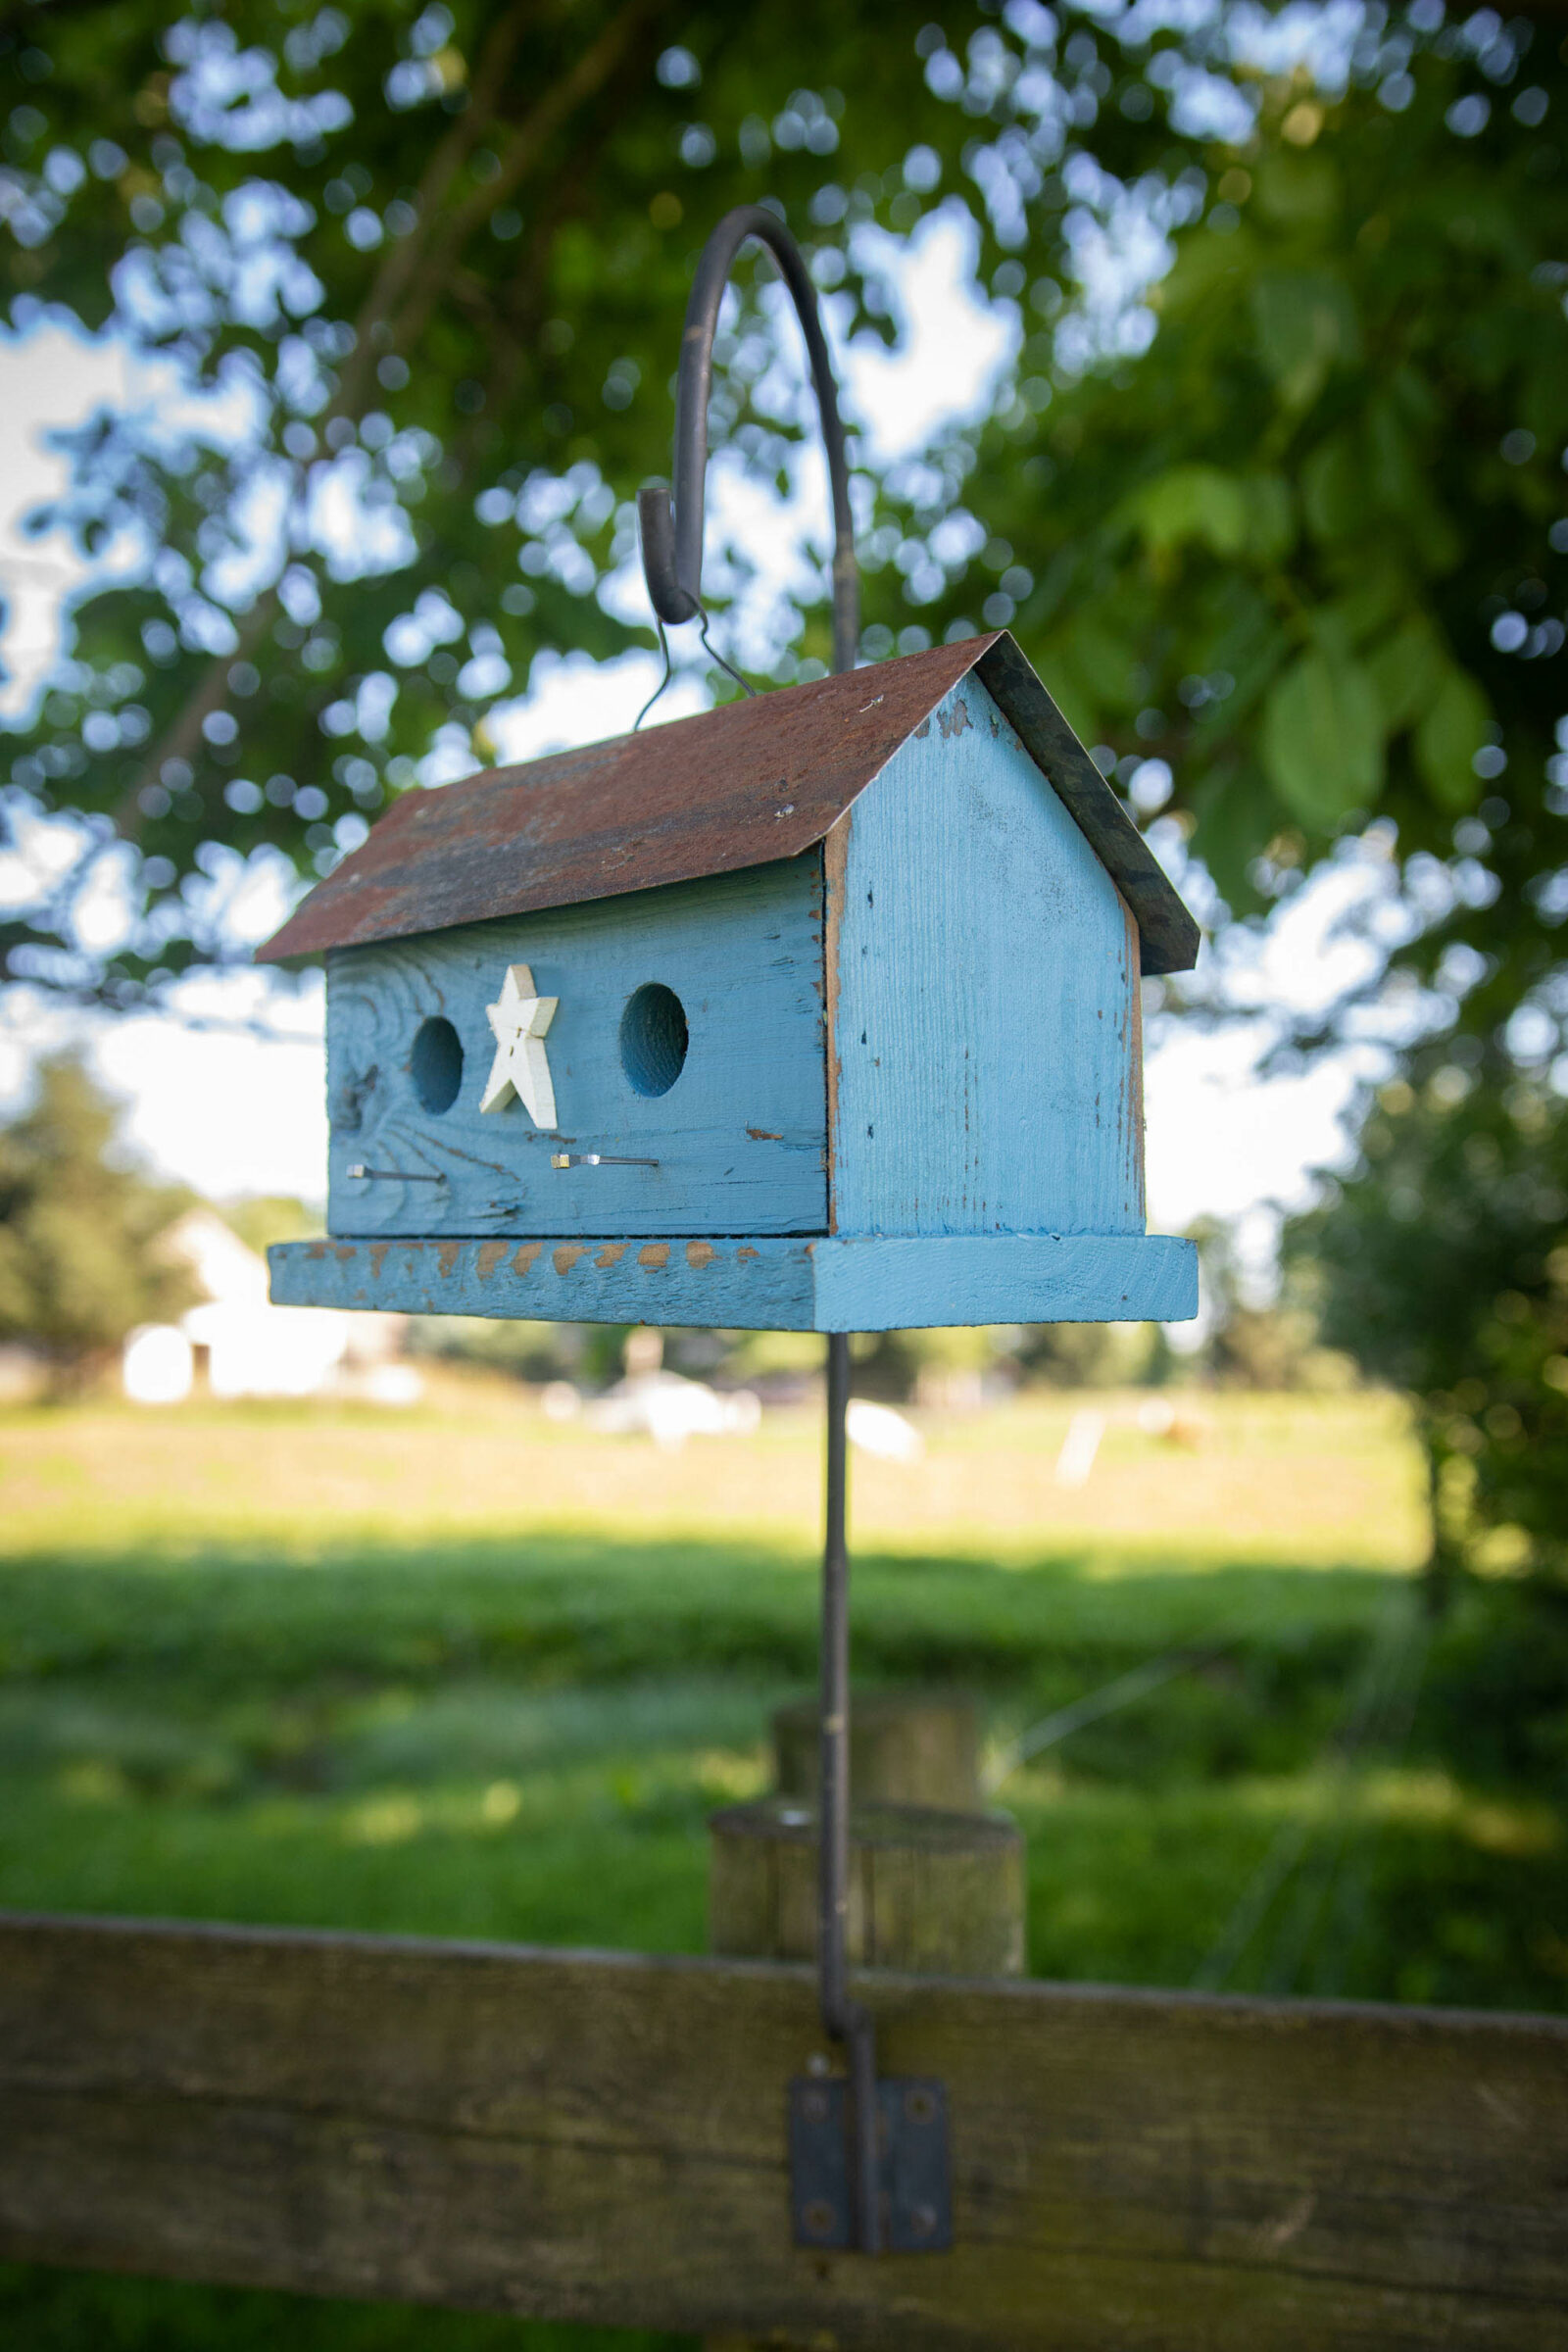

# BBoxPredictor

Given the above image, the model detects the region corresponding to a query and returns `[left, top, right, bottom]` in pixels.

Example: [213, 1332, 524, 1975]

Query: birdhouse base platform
[269, 1231, 1196, 1332]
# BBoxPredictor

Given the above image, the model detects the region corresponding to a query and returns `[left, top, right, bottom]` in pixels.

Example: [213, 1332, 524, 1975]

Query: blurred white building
[122, 1210, 419, 1405]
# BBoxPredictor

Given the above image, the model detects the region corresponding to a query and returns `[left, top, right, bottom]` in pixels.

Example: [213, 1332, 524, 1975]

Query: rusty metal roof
[258, 632, 1199, 976]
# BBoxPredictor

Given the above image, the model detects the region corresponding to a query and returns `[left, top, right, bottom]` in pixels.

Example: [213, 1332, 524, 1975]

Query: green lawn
[2, 1386, 1564, 2349]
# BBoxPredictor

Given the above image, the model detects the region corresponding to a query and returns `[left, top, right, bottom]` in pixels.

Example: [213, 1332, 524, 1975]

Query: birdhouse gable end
[825, 672, 1146, 1241]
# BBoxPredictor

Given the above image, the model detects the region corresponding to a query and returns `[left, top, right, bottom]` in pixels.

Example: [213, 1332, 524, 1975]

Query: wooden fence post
[710, 1795, 1024, 1977]
[712, 1690, 1019, 1974]
[707, 1693, 1023, 2351]
[769, 1690, 982, 1813]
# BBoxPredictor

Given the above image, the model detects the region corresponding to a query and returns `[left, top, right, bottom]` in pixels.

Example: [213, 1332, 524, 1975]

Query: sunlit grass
[0, 1383, 1427, 1570]
[0, 1385, 1560, 2352]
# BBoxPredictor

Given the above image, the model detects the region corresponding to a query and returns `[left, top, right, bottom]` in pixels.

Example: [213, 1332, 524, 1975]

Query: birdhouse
[262, 628, 1200, 1333]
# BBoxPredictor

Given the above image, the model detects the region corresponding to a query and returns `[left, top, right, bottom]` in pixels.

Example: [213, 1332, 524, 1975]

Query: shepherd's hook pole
[636, 204, 858, 675]
[639, 208, 877, 2251]
[820, 1330, 879, 2250]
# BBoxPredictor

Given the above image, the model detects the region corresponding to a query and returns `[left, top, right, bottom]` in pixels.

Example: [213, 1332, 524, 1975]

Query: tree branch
[387, 0, 672, 362]
[114, 0, 667, 855]
[113, 589, 281, 842]
[326, 1, 538, 425]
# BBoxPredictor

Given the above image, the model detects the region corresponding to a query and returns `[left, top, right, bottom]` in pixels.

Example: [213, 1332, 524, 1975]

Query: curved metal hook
[637, 204, 858, 677]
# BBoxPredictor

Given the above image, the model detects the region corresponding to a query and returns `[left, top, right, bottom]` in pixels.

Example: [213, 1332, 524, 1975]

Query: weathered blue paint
[827, 674, 1143, 1240]
[325, 859, 827, 1239]
[812, 1234, 1192, 1331]
[270, 1232, 1196, 1333]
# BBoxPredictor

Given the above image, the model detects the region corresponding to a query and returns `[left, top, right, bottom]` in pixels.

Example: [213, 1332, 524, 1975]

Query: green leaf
[1038, 662, 1095, 746]
[1366, 392, 1426, 523]
[1245, 474, 1296, 563]
[1261, 649, 1385, 829]
[1252, 154, 1341, 226]
[1301, 429, 1363, 545]
[1326, 565, 1410, 650]
[1159, 225, 1257, 319]
[1365, 614, 1448, 734]
[1059, 613, 1133, 703]
[1414, 669, 1491, 810]
[1126, 465, 1250, 557]
[1251, 270, 1359, 405]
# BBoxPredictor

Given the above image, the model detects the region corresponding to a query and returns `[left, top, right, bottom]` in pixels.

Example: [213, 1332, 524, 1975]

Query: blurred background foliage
[3, 0, 1567, 1596]
[0, 1053, 195, 1384]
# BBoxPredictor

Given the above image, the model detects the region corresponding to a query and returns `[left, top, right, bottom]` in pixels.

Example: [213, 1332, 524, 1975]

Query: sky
[0, 206, 1381, 1298]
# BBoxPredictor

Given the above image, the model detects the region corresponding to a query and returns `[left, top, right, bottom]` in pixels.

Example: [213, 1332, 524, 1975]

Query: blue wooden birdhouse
[262, 628, 1200, 1334]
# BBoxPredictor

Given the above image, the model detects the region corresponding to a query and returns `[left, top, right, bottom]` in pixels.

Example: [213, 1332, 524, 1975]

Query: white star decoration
[479, 964, 559, 1126]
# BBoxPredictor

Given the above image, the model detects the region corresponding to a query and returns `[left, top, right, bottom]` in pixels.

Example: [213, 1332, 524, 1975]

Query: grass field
[2, 1382, 1565, 2350]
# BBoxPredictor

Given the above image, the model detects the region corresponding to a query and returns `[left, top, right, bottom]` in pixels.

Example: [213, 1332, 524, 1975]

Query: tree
[1287, 1051, 1568, 1592]
[918, 17, 1566, 914]
[0, 1054, 195, 1379]
[1191, 1216, 1347, 1393]
[0, 0, 1002, 1002]
[8, 5, 1560, 1009]
[862, 11, 1566, 1577]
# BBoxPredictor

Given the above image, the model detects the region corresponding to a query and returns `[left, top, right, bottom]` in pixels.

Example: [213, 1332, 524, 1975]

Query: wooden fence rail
[1, 1911, 1565, 2350]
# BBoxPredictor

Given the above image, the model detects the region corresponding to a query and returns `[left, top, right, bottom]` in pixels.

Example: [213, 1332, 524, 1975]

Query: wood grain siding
[325, 858, 827, 1240]
[811, 1234, 1193, 1330]
[821, 810, 850, 1236]
[1120, 892, 1147, 1225]
[830, 676, 1146, 1240]
[3, 1913, 1564, 2350]
[270, 1232, 1198, 1330]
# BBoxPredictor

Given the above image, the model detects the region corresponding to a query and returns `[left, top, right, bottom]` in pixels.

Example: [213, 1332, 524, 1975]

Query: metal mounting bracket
[789, 2075, 953, 2253]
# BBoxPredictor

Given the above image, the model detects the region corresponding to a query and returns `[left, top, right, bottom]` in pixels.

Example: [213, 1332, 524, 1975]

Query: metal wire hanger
[636, 202, 858, 699]
[633, 612, 756, 731]
[637, 205, 878, 2252]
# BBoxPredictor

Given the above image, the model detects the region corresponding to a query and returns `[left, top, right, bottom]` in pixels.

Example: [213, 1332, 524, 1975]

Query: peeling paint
[368, 1243, 391, 1278]
[270, 1231, 1197, 1329]
[595, 1243, 628, 1269]
[685, 1241, 717, 1270]
[639, 1243, 670, 1269]
[512, 1242, 543, 1276]
[436, 1243, 462, 1276]
[475, 1241, 508, 1280]
[937, 695, 972, 742]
